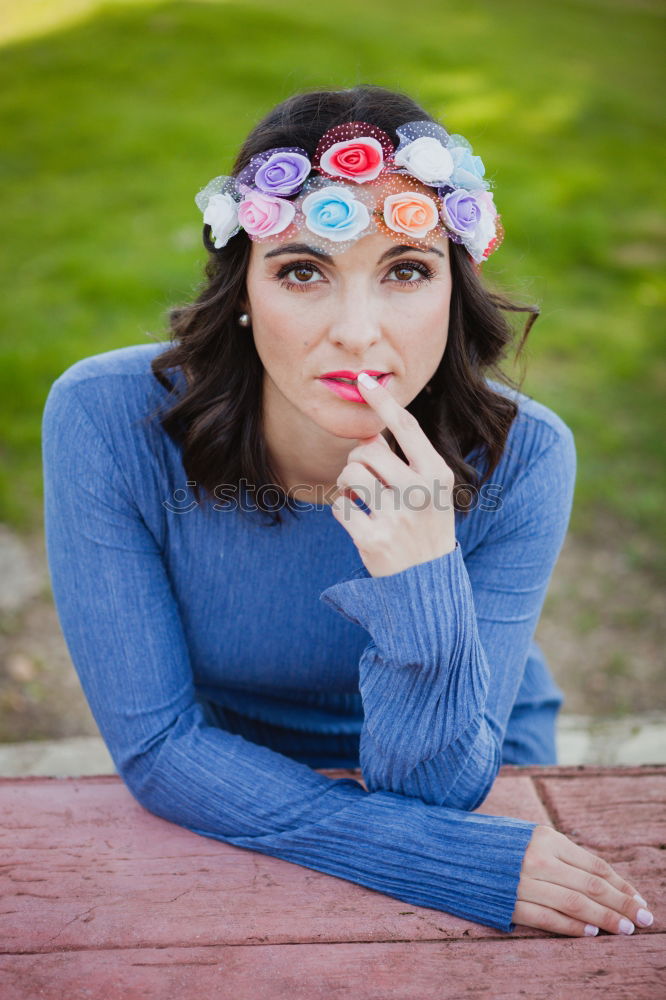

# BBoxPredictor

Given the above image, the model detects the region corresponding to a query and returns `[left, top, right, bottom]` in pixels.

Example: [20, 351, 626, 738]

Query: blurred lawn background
[1, 0, 664, 577]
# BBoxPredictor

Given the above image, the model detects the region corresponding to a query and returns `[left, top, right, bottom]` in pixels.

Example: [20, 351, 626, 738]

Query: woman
[42, 84, 652, 936]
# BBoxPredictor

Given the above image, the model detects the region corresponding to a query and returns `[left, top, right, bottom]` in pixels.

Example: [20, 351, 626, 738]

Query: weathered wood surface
[1, 765, 663, 998]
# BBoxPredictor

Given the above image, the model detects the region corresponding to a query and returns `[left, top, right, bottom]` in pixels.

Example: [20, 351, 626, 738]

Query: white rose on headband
[464, 191, 499, 262]
[203, 192, 241, 248]
[393, 136, 454, 185]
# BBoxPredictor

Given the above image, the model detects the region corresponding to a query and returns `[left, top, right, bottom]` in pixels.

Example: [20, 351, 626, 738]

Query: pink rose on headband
[238, 190, 296, 238]
[383, 191, 439, 238]
[319, 137, 384, 183]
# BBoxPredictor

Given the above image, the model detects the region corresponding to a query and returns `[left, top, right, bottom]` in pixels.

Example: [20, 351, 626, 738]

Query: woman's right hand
[512, 825, 655, 936]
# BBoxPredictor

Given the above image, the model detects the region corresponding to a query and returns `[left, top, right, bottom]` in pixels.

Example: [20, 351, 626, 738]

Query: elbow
[116, 703, 206, 810]
[436, 735, 502, 810]
[118, 758, 163, 814]
[363, 730, 502, 811]
[114, 733, 178, 816]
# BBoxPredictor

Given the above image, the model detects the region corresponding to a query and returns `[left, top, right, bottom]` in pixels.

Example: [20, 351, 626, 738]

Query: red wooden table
[1, 764, 664, 999]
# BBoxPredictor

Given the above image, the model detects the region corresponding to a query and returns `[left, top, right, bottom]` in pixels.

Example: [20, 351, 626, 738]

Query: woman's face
[243, 229, 453, 446]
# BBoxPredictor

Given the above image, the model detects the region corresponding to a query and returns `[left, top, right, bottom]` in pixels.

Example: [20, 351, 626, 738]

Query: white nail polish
[633, 893, 648, 907]
[357, 372, 378, 389]
[584, 924, 599, 936]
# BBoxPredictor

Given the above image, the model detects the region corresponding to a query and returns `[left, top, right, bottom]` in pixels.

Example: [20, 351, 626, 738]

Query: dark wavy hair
[147, 84, 539, 526]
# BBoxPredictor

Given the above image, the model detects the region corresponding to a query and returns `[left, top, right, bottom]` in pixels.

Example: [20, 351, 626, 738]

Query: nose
[326, 292, 383, 355]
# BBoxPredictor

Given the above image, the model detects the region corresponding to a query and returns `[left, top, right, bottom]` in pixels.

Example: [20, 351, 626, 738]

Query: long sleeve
[319, 423, 576, 811]
[42, 375, 537, 934]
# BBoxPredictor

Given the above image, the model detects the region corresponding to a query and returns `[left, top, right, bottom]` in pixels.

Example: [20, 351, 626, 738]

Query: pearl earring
[238, 313, 251, 327]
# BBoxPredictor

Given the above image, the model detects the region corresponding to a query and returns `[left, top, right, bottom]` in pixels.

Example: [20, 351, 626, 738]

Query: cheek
[253, 324, 305, 382]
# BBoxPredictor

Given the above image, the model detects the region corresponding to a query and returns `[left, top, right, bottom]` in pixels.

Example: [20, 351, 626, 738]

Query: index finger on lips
[355, 373, 433, 475]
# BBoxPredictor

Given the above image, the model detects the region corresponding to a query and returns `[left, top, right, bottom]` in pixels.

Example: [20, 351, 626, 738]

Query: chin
[324, 413, 385, 440]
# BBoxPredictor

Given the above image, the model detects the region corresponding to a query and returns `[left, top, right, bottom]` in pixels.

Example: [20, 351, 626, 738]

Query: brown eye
[275, 260, 325, 291]
[292, 265, 316, 282]
[387, 261, 435, 287]
[394, 265, 418, 282]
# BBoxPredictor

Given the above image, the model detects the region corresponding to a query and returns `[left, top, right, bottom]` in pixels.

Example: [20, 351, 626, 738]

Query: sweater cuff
[319, 541, 474, 665]
[226, 786, 536, 934]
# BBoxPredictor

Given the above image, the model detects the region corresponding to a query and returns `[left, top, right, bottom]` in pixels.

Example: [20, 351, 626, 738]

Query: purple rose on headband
[235, 148, 310, 195]
[238, 190, 296, 238]
[251, 150, 311, 196]
[440, 189, 482, 235]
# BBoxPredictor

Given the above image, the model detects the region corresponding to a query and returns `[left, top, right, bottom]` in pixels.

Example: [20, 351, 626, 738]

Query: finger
[330, 492, 376, 543]
[554, 835, 649, 907]
[523, 875, 643, 936]
[355, 373, 436, 476]
[344, 440, 414, 492]
[512, 901, 599, 938]
[351, 432, 393, 452]
[554, 857, 654, 928]
[337, 461, 389, 515]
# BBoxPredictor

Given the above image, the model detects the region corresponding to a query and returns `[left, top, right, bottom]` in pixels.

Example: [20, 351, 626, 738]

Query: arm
[319, 426, 576, 810]
[42, 374, 537, 933]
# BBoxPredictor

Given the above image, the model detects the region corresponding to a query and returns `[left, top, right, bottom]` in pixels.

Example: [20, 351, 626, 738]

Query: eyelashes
[275, 258, 436, 293]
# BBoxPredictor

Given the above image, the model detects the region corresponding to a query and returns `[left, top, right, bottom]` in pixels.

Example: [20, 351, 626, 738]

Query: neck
[260, 375, 392, 506]
[264, 418, 356, 507]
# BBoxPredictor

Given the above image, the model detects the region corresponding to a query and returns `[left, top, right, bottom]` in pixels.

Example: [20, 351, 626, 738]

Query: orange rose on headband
[383, 191, 439, 238]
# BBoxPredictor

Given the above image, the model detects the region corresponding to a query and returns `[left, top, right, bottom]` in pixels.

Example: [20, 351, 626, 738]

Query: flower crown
[194, 119, 504, 265]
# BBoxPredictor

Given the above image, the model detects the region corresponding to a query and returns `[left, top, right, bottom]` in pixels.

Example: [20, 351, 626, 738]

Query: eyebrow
[263, 242, 446, 263]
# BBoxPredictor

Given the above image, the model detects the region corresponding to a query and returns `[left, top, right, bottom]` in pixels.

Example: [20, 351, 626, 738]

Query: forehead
[253, 230, 449, 267]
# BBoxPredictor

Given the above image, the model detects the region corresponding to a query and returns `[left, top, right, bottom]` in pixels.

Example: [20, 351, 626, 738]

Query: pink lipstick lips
[317, 369, 392, 403]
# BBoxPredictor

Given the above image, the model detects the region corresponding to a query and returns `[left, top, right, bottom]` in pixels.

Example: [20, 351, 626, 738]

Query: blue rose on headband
[446, 135, 489, 191]
[301, 186, 371, 242]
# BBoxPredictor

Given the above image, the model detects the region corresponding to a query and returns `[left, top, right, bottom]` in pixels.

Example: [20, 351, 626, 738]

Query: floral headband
[194, 119, 504, 264]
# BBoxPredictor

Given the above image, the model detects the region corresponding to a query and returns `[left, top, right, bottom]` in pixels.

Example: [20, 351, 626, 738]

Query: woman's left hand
[330, 374, 457, 578]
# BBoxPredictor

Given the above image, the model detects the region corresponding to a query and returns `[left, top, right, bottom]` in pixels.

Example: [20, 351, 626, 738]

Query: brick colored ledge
[1, 766, 663, 998]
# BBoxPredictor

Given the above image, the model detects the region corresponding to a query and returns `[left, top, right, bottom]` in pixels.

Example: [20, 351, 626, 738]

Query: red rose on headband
[313, 122, 395, 185]
[318, 137, 384, 183]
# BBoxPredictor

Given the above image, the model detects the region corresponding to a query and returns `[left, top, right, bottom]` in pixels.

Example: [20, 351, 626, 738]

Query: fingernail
[618, 918, 635, 935]
[633, 894, 648, 907]
[584, 924, 599, 936]
[357, 372, 378, 389]
[636, 908, 654, 927]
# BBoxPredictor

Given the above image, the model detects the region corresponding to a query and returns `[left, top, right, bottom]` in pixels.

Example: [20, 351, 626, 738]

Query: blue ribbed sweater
[41, 341, 576, 933]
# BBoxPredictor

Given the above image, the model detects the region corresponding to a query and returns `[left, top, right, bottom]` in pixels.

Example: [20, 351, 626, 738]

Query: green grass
[1, 0, 664, 575]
